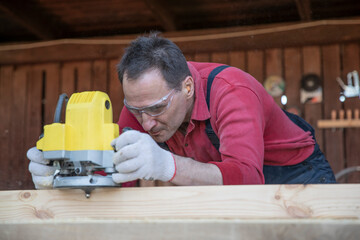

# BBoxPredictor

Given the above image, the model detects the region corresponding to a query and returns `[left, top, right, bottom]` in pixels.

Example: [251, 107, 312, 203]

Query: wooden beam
[294, 0, 312, 21]
[144, 0, 177, 31]
[1, 219, 359, 240]
[0, 19, 360, 65]
[0, 185, 359, 239]
[0, 0, 64, 40]
[0, 185, 359, 219]
[318, 119, 360, 128]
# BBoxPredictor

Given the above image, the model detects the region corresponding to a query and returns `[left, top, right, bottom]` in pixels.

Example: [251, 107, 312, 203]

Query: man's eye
[148, 104, 165, 112]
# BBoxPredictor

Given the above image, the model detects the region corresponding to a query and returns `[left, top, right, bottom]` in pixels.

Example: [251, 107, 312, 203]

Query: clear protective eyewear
[124, 89, 176, 117]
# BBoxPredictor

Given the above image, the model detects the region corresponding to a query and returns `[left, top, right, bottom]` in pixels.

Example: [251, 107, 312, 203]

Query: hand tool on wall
[337, 70, 360, 100]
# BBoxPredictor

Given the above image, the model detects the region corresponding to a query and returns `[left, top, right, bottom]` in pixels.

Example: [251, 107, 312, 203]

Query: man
[27, 35, 336, 188]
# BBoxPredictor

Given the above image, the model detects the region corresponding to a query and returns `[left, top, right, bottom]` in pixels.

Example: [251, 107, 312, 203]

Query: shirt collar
[187, 62, 211, 122]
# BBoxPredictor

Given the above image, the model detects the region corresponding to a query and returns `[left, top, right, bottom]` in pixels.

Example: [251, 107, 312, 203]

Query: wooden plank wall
[0, 42, 360, 190]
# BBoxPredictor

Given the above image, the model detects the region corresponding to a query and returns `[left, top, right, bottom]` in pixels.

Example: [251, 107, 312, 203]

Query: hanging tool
[336, 70, 360, 99]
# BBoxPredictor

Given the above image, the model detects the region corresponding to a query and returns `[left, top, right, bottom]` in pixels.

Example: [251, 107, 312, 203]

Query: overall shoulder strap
[205, 65, 230, 151]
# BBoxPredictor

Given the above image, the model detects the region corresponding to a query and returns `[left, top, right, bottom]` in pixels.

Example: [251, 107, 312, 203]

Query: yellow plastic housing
[37, 91, 119, 151]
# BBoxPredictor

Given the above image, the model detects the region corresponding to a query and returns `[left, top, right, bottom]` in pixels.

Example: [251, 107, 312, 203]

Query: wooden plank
[229, 51, 246, 70]
[193, 52, 211, 62]
[1, 185, 359, 238]
[108, 59, 124, 123]
[23, 66, 43, 190]
[265, 48, 283, 106]
[0, 219, 359, 240]
[76, 62, 92, 92]
[92, 60, 108, 92]
[60, 62, 76, 96]
[61, 61, 95, 94]
[302, 46, 324, 151]
[322, 44, 344, 175]
[25, 66, 43, 151]
[9, 66, 31, 190]
[0, 185, 359, 221]
[342, 43, 360, 183]
[211, 52, 229, 64]
[302, 46, 322, 75]
[44, 64, 61, 124]
[247, 49, 264, 84]
[318, 120, 360, 128]
[32, 64, 61, 125]
[1, 20, 360, 65]
[0, 66, 14, 190]
[284, 47, 302, 112]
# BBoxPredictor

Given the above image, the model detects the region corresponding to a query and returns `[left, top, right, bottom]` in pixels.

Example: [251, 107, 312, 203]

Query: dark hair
[117, 34, 191, 90]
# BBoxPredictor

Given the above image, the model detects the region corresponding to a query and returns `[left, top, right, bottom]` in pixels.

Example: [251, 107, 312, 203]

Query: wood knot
[275, 194, 281, 200]
[286, 205, 313, 218]
[18, 191, 35, 202]
[34, 209, 54, 219]
[23, 192, 31, 198]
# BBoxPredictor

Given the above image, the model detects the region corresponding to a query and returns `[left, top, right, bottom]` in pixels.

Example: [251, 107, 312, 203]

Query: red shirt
[117, 62, 315, 185]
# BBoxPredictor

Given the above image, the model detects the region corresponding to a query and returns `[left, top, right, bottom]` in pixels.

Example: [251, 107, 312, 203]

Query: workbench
[0, 184, 359, 239]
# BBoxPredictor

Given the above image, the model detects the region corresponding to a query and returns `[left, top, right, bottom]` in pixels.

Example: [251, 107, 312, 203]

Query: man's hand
[27, 147, 56, 189]
[111, 130, 176, 183]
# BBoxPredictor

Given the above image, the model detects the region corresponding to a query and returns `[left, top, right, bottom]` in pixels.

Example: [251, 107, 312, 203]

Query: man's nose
[141, 112, 157, 132]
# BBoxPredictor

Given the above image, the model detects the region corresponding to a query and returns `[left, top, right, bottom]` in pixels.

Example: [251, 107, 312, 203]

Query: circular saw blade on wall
[300, 73, 322, 103]
[301, 73, 321, 91]
[264, 75, 285, 97]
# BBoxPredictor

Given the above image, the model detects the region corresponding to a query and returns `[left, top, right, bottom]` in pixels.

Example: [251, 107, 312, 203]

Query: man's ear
[183, 76, 194, 99]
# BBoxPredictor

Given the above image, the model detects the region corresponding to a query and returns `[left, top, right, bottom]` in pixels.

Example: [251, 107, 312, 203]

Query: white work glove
[27, 147, 56, 189]
[111, 130, 176, 183]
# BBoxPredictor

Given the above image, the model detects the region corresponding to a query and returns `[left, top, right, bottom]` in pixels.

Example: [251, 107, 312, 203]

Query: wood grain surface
[0, 184, 359, 240]
[0, 184, 359, 221]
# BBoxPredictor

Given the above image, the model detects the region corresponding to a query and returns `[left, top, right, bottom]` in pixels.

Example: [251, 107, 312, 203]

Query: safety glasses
[124, 89, 176, 117]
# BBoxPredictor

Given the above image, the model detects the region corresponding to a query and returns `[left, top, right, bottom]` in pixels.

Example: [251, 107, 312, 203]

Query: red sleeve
[208, 82, 266, 184]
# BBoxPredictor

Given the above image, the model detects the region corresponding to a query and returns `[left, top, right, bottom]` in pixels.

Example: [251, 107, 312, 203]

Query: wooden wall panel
[93, 60, 108, 93]
[61, 63, 76, 96]
[193, 53, 210, 62]
[322, 45, 344, 174]
[302, 46, 324, 151]
[33, 64, 61, 125]
[229, 51, 246, 70]
[22, 67, 44, 189]
[247, 50, 264, 83]
[76, 62, 92, 92]
[108, 59, 124, 123]
[211, 52, 229, 64]
[342, 43, 360, 182]
[0, 66, 14, 189]
[9, 66, 29, 189]
[284, 48, 302, 111]
[265, 48, 283, 106]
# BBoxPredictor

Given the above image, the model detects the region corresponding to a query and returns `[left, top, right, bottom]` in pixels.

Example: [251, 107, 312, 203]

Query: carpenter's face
[123, 69, 193, 142]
